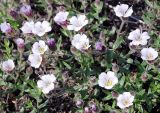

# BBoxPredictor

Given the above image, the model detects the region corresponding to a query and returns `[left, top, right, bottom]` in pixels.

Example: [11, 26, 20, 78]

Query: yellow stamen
[105, 80, 113, 86]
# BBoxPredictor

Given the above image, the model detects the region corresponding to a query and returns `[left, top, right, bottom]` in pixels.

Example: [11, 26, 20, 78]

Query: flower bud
[20, 4, 32, 17]
[112, 91, 118, 98]
[15, 38, 25, 49]
[0, 22, 12, 34]
[10, 10, 19, 20]
[141, 72, 148, 82]
[95, 0, 100, 5]
[90, 104, 97, 112]
[76, 99, 83, 108]
[2, 59, 15, 72]
[129, 42, 137, 51]
[95, 41, 105, 51]
[84, 107, 91, 113]
[112, 63, 119, 72]
[47, 38, 56, 50]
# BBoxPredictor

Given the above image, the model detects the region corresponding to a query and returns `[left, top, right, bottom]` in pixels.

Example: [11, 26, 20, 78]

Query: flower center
[82, 43, 88, 49]
[146, 52, 153, 60]
[123, 99, 129, 106]
[45, 82, 51, 86]
[76, 21, 82, 27]
[105, 79, 113, 86]
[39, 47, 45, 53]
[135, 34, 142, 41]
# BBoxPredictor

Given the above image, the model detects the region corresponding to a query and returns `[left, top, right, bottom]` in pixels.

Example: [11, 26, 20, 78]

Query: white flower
[32, 40, 48, 55]
[0, 22, 12, 33]
[71, 34, 90, 51]
[114, 4, 133, 18]
[32, 21, 51, 36]
[20, 21, 34, 34]
[141, 47, 158, 61]
[67, 14, 88, 31]
[28, 54, 42, 68]
[128, 29, 150, 46]
[98, 71, 118, 89]
[37, 74, 56, 94]
[54, 11, 69, 25]
[117, 92, 134, 109]
[2, 59, 15, 72]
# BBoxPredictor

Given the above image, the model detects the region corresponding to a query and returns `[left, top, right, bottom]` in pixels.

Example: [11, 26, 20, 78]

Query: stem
[117, 18, 125, 39]
[130, 16, 145, 24]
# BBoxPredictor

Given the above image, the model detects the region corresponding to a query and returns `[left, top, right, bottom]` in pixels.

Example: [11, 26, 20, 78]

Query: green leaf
[62, 61, 72, 70]
[113, 36, 124, 50]
[119, 76, 125, 87]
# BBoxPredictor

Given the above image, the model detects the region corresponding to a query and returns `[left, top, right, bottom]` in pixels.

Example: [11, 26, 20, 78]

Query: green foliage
[0, 0, 160, 113]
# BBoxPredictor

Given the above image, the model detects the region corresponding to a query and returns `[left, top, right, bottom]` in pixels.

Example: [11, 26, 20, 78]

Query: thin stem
[130, 16, 145, 24]
[117, 18, 125, 39]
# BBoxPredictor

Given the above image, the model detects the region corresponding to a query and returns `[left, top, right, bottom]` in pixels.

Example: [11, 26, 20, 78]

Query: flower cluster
[0, 1, 159, 112]
[28, 40, 48, 68]
[127, 28, 158, 62]
[21, 20, 51, 36]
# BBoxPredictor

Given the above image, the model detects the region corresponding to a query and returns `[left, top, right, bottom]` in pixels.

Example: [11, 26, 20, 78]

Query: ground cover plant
[0, 0, 160, 113]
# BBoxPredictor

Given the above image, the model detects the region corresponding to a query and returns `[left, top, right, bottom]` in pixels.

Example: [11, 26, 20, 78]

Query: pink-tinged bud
[90, 104, 97, 112]
[112, 63, 119, 73]
[141, 72, 148, 82]
[76, 99, 83, 108]
[0, 22, 12, 34]
[20, 4, 32, 17]
[95, 41, 105, 51]
[84, 107, 91, 113]
[47, 38, 56, 50]
[95, 0, 100, 5]
[112, 91, 118, 98]
[15, 38, 25, 49]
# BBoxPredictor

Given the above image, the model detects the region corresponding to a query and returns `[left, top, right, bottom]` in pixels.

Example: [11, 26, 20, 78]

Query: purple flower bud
[76, 99, 83, 108]
[47, 38, 56, 49]
[20, 4, 32, 17]
[10, 10, 19, 20]
[15, 38, 25, 49]
[95, 41, 105, 51]
[84, 107, 91, 113]
[112, 91, 118, 98]
[91, 104, 97, 112]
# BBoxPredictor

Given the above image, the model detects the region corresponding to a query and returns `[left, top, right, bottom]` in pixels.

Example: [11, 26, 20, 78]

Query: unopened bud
[84, 107, 91, 113]
[112, 91, 118, 98]
[141, 72, 148, 82]
[10, 10, 19, 20]
[15, 38, 25, 49]
[112, 63, 119, 72]
[20, 4, 32, 17]
[0, 22, 12, 34]
[95, 0, 100, 5]
[76, 99, 83, 108]
[90, 104, 97, 112]
[47, 38, 56, 50]
[95, 41, 105, 51]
